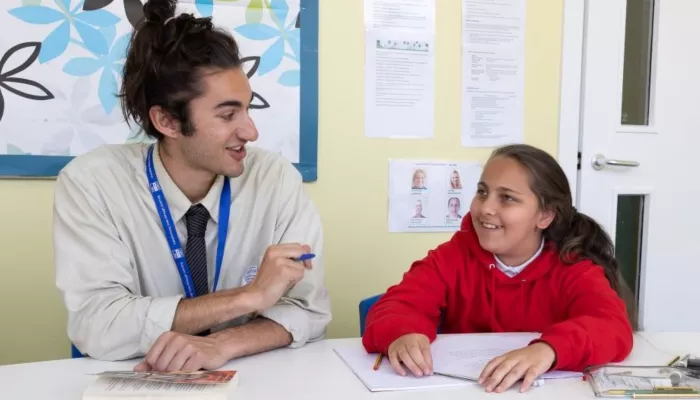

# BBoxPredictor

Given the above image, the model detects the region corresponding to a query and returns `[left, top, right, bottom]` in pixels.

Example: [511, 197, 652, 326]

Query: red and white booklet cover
[82, 370, 238, 399]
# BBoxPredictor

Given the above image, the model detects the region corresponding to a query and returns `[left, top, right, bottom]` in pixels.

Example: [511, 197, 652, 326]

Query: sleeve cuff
[259, 303, 311, 348]
[141, 295, 183, 353]
[368, 318, 437, 354]
[531, 335, 571, 371]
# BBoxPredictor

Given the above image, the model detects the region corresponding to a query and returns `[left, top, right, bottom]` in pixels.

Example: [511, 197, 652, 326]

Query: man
[412, 200, 426, 219]
[53, 0, 331, 372]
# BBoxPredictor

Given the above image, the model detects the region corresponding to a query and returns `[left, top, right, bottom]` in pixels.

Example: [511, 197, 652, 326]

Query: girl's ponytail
[553, 209, 638, 329]
[550, 209, 617, 288]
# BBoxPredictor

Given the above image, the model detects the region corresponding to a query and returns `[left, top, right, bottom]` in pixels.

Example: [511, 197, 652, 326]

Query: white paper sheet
[461, 0, 525, 147]
[333, 342, 468, 392]
[431, 332, 582, 382]
[365, 31, 435, 139]
[364, 0, 435, 138]
[365, 0, 435, 31]
[388, 159, 482, 232]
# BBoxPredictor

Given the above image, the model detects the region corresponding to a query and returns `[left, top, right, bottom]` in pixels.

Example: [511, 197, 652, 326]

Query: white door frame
[557, 0, 586, 206]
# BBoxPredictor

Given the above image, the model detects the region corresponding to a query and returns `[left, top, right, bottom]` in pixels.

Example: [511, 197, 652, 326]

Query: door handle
[591, 154, 640, 170]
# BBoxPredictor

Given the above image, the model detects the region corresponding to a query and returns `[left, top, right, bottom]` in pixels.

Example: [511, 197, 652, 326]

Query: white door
[578, 0, 700, 332]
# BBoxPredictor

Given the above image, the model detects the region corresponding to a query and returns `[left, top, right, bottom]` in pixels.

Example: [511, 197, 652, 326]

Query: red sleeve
[361, 238, 458, 354]
[532, 264, 633, 371]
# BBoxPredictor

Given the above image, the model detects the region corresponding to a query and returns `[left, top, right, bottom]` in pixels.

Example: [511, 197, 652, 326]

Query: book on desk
[82, 370, 238, 399]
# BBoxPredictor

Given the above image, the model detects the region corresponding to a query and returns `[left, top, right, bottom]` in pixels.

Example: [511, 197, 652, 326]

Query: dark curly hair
[118, 0, 243, 139]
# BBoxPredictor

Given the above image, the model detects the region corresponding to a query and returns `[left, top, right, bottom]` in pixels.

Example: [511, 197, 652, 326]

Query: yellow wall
[0, 0, 563, 365]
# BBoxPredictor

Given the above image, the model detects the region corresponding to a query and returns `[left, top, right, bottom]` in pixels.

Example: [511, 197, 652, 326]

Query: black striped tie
[185, 204, 210, 298]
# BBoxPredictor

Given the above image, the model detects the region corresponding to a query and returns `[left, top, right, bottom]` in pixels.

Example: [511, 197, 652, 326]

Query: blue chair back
[359, 293, 383, 336]
[71, 343, 85, 358]
[358, 293, 444, 337]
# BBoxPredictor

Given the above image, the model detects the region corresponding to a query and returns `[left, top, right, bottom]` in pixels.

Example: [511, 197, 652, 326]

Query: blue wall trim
[295, 0, 319, 182]
[0, 155, 72, 178]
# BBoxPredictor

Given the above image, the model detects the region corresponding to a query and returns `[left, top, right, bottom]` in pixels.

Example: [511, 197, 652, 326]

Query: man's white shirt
[53, 143, 331, 360]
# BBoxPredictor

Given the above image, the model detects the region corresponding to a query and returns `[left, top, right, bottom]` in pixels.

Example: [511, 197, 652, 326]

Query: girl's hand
[478, 342, 556, 393]
[387, 333, 433, 377]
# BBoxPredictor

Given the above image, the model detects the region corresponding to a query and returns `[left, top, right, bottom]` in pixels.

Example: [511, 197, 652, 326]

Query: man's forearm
[210, 317, 293, 359]
[171, 287, 261, 335]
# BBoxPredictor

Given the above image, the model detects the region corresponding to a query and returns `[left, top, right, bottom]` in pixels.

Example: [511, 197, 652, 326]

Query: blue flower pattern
[8, 0, 122, 112]
[6, 0, 299, 123]
[233, 0, 300, 86]
[9, 0, 120, 64]
[195, 0, 215, 18]
[63, 26, 130, 113]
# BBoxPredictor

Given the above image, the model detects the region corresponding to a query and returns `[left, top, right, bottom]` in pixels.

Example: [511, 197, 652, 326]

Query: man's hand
[246, 243, 313, 311]
[387, 333, 433, 377]
[478, 342, 556, 393]
[134, 332, 231, 372]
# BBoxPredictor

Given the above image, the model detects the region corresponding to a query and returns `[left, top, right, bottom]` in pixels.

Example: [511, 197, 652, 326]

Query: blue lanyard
[146, 144, 230, 298]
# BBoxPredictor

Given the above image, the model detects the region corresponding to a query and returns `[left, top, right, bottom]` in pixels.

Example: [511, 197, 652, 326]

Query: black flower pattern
[82, 0, 114, 11]
[241, 56, 270, 110]
[0, 42, 55, 122]
[242, 56, 260, 77]
[84, 0, 144, 28]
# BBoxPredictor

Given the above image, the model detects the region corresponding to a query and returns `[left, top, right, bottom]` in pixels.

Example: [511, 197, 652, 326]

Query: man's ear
[536, 207, 556, 230]
[149, 105, 181, 139]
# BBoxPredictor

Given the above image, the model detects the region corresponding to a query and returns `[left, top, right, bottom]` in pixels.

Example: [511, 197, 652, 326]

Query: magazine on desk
[82, 370, 238, 399]
[584, 365, 700, 398]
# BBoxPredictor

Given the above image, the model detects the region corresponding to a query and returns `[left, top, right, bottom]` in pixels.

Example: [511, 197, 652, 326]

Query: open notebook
[334, 332, 581, 392]
[430, 332, 582, 382]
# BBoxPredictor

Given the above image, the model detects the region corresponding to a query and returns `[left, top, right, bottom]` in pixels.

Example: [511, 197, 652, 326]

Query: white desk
[1, 333, 698, 399]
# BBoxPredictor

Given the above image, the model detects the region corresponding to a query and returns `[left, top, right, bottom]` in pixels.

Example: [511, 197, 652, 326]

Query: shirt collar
[495, 237, 545, 270]
[152, 144, 224, 224]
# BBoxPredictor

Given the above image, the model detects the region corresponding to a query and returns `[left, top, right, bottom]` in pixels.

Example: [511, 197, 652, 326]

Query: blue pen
[295, 253, 315, 262]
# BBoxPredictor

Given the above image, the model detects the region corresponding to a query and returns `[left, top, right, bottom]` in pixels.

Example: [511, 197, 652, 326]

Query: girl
[362, 144, 635, 393]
